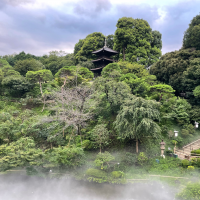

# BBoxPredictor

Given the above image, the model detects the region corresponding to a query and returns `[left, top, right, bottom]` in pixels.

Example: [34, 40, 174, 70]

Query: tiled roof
[92, 57, 115, 62]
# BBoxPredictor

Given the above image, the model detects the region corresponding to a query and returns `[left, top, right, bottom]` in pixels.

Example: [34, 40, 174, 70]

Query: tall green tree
[150, 48, 200, 94]
[91, 124, 110, 153]
[93, 77, 131, 116]
[14, 59, 45, 76]
[114, 17, 161, 66]
[114, 97, 161, 153]
[150, 84, 175, 102]
[183, 14, 200, 50]
[74, 32, 105, 63]
[26, 69, 53, 111]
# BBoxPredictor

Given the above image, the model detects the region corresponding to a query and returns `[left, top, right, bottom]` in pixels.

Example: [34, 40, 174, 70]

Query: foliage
[160, 97, 192, 125]
[137, 152, 148, 166]
[191, 149, 200, 155]
[74, 32, 105, 63]
[39, 51, 75, 75]
[187, 166, 195, 171]
[120, 73, 150, 97]
[148, 157, 181, 173]
[150, 48, 200, 94]
[183, 14, 200, 50]
[14, 59, 45, 76]
[118, 61, 149, 77]
[2, 75, 32, 97]
[94, 151, 115, 170]
[122, 152, 138, 165]
[114, 96, 161, 152]
[150, 84, 175, 102]
[0, 137, 44, 171]
[86, 168, 107, 178]
[182, 159, 190, 168]
[46, 147, 85, 168]
[114, 17, 161, 66]
[93, 77, 131, 115]
[101, 63, 121, 80]
[55, 66, 93, 87]
[111, 171, 124, 178]
[91, 124, 110, 152]
[176, 182, 200, 200]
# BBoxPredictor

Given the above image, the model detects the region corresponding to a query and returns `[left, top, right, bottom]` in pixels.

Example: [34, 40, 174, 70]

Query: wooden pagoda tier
[90, 46, 118, 75]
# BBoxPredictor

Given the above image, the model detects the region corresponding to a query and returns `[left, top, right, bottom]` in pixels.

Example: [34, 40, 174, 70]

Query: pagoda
[90, 38, 118, 75]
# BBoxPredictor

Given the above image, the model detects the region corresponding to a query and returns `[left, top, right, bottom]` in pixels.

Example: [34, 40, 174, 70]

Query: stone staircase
[175, 139, 200, 160]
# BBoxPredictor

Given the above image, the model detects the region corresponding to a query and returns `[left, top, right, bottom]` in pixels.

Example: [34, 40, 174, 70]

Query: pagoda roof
[92, 57, 115, 62]
[90, 66, 104, 71]
[92, 46, 118, 54]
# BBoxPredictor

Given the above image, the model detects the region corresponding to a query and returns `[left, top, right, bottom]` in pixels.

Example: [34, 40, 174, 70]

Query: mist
[0, 173, 177, 200]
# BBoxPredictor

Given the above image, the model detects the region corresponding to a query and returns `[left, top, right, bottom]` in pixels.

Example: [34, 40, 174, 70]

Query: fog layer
[0, 174, 176, 200]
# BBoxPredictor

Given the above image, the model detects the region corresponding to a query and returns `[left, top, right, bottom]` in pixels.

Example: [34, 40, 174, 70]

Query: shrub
[187, 166, 195, 171]
[190, 158, 197, 166]
[122, 152, 137, 165]
[86, 168, 107, 178]
[176, 182, 200, 200]
[191, 149, 200, 155]
[46, 147, 85, 168]
[197, 158, 200, 167]
[137, 152, 148, 166]
[94, 151, 115, 170]
[111, 171, 124, 178]
[82, 140, 93, 150]
[182, 159, 189, 168]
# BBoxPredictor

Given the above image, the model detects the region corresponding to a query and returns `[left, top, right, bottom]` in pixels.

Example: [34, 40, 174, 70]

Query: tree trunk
[136, 139, 138, 153]
[39, 81, 43, 96]
[39, 80, 46, 112]
[100, 145, 101, 153]
[123, 47, 125, 61]
[51, 142, 52, 149]
[42, 97, 46, 112]
[159, 94, 163, 102]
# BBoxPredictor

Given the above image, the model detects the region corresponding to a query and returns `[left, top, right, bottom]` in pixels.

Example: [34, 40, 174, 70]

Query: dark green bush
[122, 152, 137, 165]
[197, 158, 200, 167]
[182, 159, 190, 168]
[86, 168, 107, 178]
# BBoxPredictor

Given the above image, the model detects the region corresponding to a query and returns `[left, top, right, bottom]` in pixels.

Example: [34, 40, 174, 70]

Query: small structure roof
[92, 46, 118, 54]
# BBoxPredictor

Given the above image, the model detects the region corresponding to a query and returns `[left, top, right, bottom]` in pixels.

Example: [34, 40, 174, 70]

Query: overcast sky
[0, 0, 199, 56]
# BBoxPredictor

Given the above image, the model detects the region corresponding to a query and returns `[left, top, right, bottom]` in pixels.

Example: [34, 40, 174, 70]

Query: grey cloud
[154, 0, 200, 54]
[73, 0, 112, 17]
[0, 0, 199, 56]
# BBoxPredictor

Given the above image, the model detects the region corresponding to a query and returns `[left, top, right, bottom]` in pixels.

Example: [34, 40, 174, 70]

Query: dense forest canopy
[1, 16, 200, 199]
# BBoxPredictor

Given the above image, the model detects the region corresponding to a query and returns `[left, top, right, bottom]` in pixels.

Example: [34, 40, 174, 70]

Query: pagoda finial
[104, 36, 107, 47]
